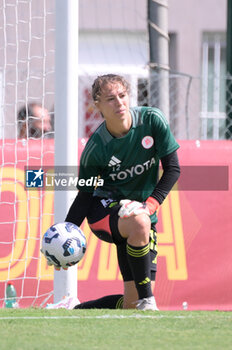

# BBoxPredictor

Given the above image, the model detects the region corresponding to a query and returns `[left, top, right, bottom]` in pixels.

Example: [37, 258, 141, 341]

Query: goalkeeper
[65, 74, 180, 310]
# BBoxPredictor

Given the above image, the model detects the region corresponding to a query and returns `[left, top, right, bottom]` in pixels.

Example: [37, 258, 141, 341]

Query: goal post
[53, 0, 79, 303]
[148, 0, 170, 121]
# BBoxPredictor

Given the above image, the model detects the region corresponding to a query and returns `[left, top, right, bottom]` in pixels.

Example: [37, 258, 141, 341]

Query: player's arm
[140, 150, 180, 215]
[150, 150, 180, 205]
[119, 151, 180, 217]
[65, 190, 93, 226]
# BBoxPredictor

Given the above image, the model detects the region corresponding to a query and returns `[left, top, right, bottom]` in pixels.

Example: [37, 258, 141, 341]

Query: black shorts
[87, 196, 158, 281]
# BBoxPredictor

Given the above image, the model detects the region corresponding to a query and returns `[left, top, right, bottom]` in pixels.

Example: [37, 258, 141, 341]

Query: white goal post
[53, 0, 79, 303]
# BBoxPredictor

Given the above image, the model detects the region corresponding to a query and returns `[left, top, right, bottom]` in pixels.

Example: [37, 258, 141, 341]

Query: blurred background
[0, 0, 230, 140]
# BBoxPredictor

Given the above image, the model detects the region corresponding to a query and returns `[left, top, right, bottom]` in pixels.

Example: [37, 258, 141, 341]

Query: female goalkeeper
[65, 74, 180, 310]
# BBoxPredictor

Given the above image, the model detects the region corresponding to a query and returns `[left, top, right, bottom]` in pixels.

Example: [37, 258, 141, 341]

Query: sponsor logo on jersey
[142, 136, 154, 149]
[109, 157, 156, 181]
[108, 156, 121, 167]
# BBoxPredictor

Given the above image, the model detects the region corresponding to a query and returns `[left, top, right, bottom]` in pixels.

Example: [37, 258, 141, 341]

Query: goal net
[0, 0, 55, 307]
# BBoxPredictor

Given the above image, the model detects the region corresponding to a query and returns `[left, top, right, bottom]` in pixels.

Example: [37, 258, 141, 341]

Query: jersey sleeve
[77, 139, 102, 193]
[151, 108, 180, 158]
[65, 191, 93, 226]
[150, 150, 180, 204]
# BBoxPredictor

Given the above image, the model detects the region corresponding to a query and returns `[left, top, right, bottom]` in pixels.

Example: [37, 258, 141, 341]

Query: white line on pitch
[0, 315, 187, 320]
[0, 314, 231, 320]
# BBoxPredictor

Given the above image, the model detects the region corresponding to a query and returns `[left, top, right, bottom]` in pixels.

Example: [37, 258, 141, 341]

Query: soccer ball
[41, 222, 87, 269]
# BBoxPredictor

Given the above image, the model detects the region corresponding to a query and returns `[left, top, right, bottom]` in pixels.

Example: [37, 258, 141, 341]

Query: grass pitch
[0, 308, 231, 350]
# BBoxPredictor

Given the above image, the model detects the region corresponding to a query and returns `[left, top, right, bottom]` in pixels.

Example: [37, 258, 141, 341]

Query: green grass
[0, 308, 231, 350]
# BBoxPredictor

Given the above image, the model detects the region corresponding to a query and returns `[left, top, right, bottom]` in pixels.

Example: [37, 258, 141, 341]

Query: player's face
[96, 82, 130, 124]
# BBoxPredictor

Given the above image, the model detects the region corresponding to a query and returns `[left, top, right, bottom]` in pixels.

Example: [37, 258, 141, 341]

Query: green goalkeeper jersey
[78, 106, 179, 219]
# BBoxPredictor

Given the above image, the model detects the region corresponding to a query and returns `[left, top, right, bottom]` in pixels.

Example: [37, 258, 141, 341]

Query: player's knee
[133, 213, 150, 232]
[119, 213, 151, 243]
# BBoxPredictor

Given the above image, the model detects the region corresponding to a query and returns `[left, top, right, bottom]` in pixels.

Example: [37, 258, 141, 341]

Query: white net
[0, 0, 55, 307]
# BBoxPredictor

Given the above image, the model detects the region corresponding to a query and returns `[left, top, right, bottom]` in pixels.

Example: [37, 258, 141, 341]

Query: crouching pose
[50, 74, 180, 311]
